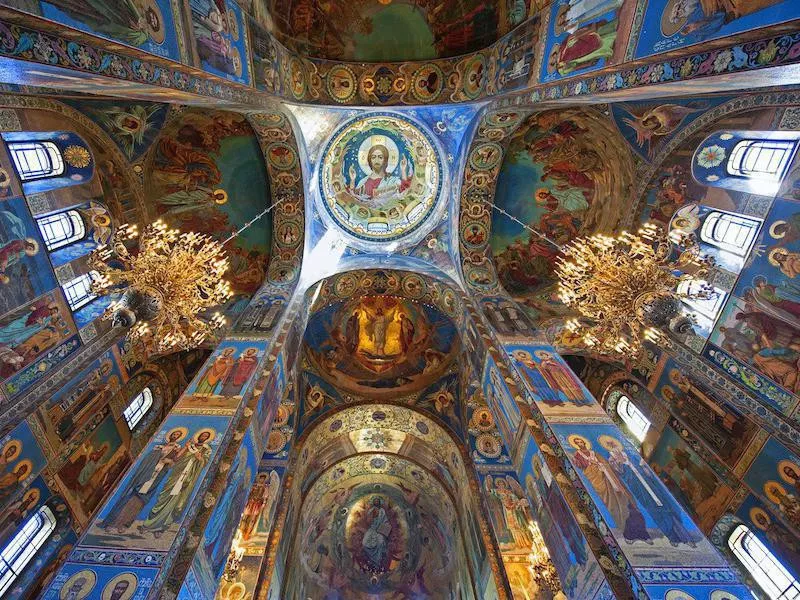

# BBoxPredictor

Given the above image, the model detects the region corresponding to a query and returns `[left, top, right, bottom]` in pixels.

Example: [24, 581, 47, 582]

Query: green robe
[141, 442, 211, 534]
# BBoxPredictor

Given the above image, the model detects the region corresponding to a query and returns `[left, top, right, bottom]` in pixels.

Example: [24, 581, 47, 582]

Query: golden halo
[213, 189, 229, 205]
[769, 247, 789, 267]
[60, 569, 97, 600]
[664, 591, 696, 600]
[101, 572, 137, 600]
[568, 434, 590, 450]
[194, 428, 216, 443]
[2, 439, 22, 462]
[23, 487, 41, 506]
[598, 434, 622, 451]
[23, 238, 39, 256]
[749, 506, 771, 530]
[778, 459, 800, 484]
[511, 349, 532, 362]
[533, 349, 552, 360]
[661, 0, 688, 37]
[225, 582, 247, 600]
[770, 220, 788, 239]
[230, 47, 243, 78]
[165, 427, 188, 442]
[13, 459, 32, 478]
[668, 368, 684, 386]
[91, 213, 112, 228]
[134, 0, 165, 43]
[764, 480, 788, 505]
[710, 592, 739, 600]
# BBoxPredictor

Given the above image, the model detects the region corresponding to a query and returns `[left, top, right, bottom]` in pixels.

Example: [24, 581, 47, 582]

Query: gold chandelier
[556, 222, 714, 359]
[89, 220, 231, 354]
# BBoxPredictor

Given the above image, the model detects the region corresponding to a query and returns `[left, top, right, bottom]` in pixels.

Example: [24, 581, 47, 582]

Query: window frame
[123, 387, 154, 431]
[676, 279, 726, 322]
[7, 141, 65, 182]
[616, 394, 651, 443]
[0, 505, 57, 596]
[62, 272, 97, 312]
[700, 210, 761, 258]
[36, 210, 86, 252]
[727, 139, 796, 183]
[728, 523, 800, 600]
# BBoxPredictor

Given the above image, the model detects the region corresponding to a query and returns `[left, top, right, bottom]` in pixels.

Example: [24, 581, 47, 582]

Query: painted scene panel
[42, 561, 157, 600]
[653, 357, 758, 467]
[56, 411, 131, 521]
[710, 197, 800, 399]
[742, 436, 800, 534]
[189, 0, 251, 85]
[0, 292, 76, 385]
[649, 426, 733, 532]
[84, 414, 229, 551]
[176, 339, 267, 412]
[38, 347, 126, 446]
[553, 423, 726, 568]
[482, 356, 521, 449]
[634, 0, 799, 59]
[540, 0, 635, 83]
[508, 343, 606, 419]
[735, 493, 800, 575]
[0, 419, 47, 509]
[0, 196, 58, 316]
[40, 0, 183, 60]
[4, 335, 82, 398]
[518, 430, 609, 600]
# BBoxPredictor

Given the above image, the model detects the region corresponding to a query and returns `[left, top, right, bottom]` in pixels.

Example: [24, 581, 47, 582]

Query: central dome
[319, 114, 443, 243]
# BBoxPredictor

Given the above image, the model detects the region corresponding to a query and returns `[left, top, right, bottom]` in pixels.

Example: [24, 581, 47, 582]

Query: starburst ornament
[556, 222, 715, 359]
[89, 220, 231, 354]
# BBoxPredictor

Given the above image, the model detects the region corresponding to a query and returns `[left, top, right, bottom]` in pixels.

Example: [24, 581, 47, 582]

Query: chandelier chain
[222, 196, 288, 246]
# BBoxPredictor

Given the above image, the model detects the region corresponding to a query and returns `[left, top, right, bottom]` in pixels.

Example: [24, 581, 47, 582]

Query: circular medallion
[327, 65, 357, 103]
[411, 64, 444, 103]
[462, 54, 486, 100]
[267, 142, 297, 170]
[266, 430, 287, 454]
[469, 142, 503, 170]
[287, 57, 306, 99]
[319, 114, 443, 242]
[401, 273, 425, 299]
[484, 111, 523, 128]
[476, 434, 502, 458]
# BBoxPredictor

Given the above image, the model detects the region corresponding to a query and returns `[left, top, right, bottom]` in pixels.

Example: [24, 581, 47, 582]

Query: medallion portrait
[320, 114, 443, 242]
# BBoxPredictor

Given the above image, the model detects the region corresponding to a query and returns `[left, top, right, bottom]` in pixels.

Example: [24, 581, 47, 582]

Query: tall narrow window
[700, 211, 761, 257]
[62, 272, 96, 311]
[727, 140, 796, 182]
[123, 387, 154, 431]
[7, 141, 64, 182]
[729, 524, 800, 600]
[36, 210, 86, 251]
[616, 395, 651, 442]
[0, 505, 56, 596]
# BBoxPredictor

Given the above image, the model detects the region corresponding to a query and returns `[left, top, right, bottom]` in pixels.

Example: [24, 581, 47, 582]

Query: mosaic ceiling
[258, 0, 527, 62]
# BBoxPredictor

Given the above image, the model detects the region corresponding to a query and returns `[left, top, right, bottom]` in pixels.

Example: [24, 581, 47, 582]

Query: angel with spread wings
[484, 475, 534, 551]
[618, 102, 706, 157]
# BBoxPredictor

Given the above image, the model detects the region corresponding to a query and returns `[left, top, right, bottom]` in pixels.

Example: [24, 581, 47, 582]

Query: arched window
[62, 272, 97, 312]
[728, 524, 800, 599]
[700, 211, 761, 257]
[123, 387, 154, 431]
[727, 139, 796, 182]
[36, 210, 86, 251]
[6, 141, 64, 182]
[616, 395, 651, 442]
[0, 505, 56, 596]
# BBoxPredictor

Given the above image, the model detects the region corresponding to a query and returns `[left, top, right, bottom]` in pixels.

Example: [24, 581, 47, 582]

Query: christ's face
[370, 148, 387, 172]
